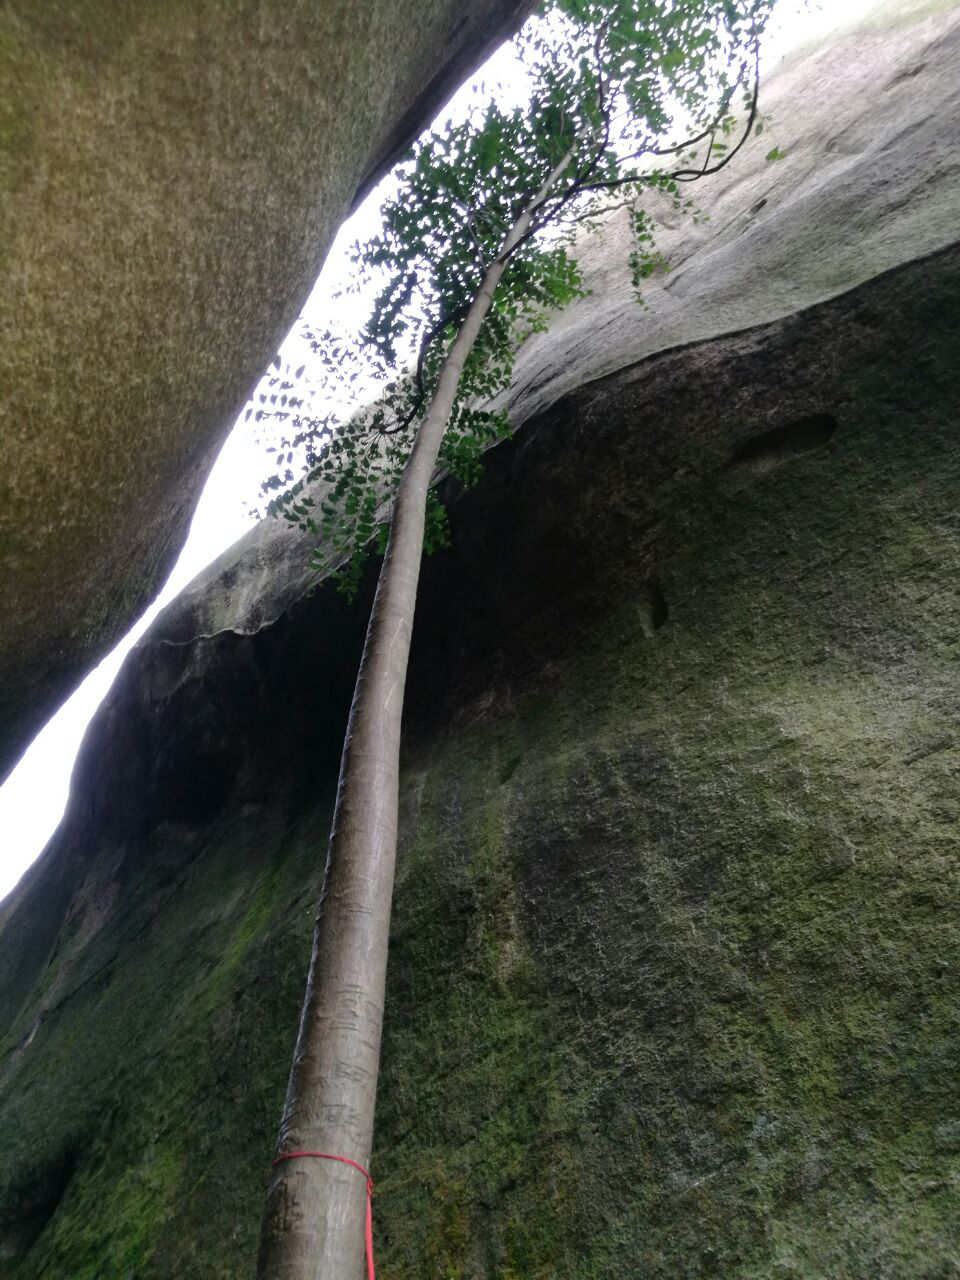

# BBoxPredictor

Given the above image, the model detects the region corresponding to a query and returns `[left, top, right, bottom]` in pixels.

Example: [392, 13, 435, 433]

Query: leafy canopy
[259, 0, 774, 596]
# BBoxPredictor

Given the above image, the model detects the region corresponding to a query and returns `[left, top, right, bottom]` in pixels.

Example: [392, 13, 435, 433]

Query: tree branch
[576, 44, 761, 194]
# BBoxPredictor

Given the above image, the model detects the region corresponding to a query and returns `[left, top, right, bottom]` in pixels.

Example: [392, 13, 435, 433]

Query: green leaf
[261, 0, 777, 593]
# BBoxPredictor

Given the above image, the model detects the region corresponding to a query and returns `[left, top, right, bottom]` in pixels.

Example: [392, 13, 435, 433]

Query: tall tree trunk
[256, 155, 570, 1280]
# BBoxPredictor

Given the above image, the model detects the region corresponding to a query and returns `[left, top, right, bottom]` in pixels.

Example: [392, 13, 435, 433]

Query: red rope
[272, 1150, 375, 1280]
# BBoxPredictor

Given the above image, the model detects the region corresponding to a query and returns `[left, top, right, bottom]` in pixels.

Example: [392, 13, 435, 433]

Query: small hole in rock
[887, 61, 926, 87]
[724, 413, 837, 475]
[638, 578, 669, 638]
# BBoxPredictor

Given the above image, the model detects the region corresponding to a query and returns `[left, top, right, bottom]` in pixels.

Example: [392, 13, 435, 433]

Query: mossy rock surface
[0, 0, 532, 783]
[1, 241, 959, 1276]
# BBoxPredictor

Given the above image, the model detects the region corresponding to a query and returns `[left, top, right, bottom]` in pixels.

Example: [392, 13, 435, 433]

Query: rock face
[503, 0, 960, 426]
[0, 0, 532, 785]
[2, 4, 960, 1277]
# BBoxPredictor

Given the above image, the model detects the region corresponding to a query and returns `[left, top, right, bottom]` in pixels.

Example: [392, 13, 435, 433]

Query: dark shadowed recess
[724, 413, 838, 473]
[0, 1147, 77, 1264]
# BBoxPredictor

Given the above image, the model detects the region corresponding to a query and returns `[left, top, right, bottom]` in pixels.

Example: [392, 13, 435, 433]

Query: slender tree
[256, 1, 775, 1274]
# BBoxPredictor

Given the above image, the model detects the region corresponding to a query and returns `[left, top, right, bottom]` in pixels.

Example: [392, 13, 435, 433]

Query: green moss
[0, 818, 327, 1277]
[41, 1138, 184, 1280]
[361, 271, 960, 1273]
[201, 855, 286, 1010]
[2, 252, 960, 1274]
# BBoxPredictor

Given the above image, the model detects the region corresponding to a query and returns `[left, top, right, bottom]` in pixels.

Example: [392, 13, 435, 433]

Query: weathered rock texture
[2, 3, 960, 1277]
[503, 0, 960, 425]
[0, 0, 532, 785]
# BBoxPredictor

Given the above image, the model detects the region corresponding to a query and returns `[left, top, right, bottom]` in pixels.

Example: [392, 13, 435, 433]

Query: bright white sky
[0, 0, 880, 902]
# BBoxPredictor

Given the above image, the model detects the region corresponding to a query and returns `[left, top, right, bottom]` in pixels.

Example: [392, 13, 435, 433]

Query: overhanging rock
[0, 0, 533, 784]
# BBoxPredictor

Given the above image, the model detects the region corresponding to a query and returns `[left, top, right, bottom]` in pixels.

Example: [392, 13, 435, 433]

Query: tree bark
[256, 154, 570, 1280]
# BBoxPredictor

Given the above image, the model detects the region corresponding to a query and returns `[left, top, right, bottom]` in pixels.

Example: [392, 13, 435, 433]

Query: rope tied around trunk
[272, 1151, 374, 1279]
